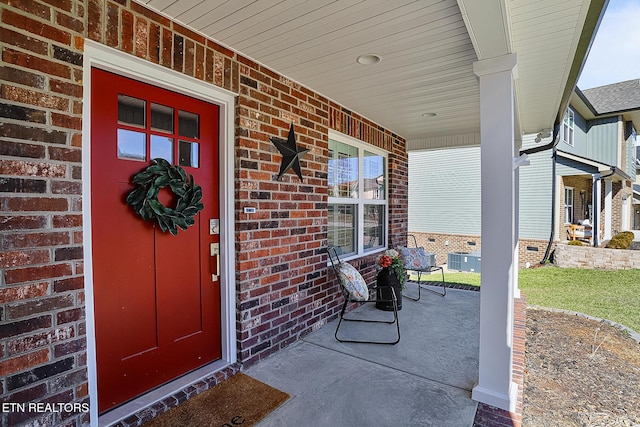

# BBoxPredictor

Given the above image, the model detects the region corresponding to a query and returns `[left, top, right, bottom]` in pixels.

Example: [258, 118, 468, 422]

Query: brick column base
[473, 295, 526, 427]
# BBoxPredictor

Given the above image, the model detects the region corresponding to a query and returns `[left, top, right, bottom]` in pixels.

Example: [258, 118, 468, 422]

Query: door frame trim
[82, 40, 237, 426]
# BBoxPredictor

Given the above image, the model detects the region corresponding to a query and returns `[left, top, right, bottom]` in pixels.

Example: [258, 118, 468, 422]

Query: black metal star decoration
[271, 123, 309, 182]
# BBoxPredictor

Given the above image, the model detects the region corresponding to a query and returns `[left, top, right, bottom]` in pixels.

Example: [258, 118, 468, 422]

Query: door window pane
[151, 103, 174, 133]
[363, 150, 385, 200]
[179, 141, 199, 168]
[328, 204, 357, 255]
[328, 140, 359, 198]
[178, 110, 199, 138]
[118, 95, 145, 127]
[150, 135, 173, 163]
[117, 129, 146, 161]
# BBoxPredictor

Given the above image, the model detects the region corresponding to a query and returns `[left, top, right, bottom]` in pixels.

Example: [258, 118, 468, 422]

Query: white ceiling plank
[214, 0, 374, 52]
[165, 0, 209, 19]
[286, 31, 472, 82]
[185, 0, 259, 33]
[137, 0, 603, 143]
[510, 0, 582, 19]
[144, 0, 177, 10]
[267, 6, 465, 69]
[310, 57, 477, 100]
[237, 1, 411, 57]
[264, 2, 461, 64]
[212, 1, 338, 44]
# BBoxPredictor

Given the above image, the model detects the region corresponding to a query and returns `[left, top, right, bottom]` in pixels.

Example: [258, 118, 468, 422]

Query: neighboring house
[409, 79, 640, 266]
[0, 1, 606, 426]
[553, 81, 639, 245]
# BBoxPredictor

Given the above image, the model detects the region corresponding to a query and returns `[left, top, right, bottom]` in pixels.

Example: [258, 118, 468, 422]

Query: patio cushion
[398, 246, 432, 270]
[337, 262, 369, 301]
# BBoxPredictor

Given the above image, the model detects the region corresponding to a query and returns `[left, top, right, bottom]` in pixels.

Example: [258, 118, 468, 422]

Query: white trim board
[81, 40, 237, 426]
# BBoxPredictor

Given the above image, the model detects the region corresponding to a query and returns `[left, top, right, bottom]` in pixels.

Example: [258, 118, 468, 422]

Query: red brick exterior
[235, 63, 407, 366]
[0, 0, 407, 425]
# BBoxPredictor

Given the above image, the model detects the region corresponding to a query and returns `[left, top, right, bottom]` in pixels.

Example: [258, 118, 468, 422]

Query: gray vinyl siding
[561, 111, 618, 166]
[556, 157, 598, 176]
[408, 147, 480, 235]
[409, 142, 555, 239]
[586, 117, 619, 166]
[519, 147, 553, 240]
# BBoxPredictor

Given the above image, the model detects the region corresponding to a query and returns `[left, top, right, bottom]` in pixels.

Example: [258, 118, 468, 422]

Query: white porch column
[604, 179, 613, 240]
[471, 53, 519, 412]
[593, 175, 602, 245]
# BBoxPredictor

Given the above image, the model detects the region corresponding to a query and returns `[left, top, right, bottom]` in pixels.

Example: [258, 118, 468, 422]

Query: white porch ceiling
[139, 0, 605, 149]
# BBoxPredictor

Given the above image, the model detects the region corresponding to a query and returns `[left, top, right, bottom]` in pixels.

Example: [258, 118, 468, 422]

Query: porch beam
[471, 52, 519, 413]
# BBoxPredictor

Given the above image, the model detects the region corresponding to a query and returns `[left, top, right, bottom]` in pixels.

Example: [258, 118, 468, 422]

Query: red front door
[90, 69, 221, 412]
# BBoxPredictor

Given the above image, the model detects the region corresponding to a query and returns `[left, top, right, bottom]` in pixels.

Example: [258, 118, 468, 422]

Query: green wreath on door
[126, 158, 204, 236]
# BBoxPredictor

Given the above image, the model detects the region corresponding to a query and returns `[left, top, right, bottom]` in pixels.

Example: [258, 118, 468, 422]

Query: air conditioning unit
[447, 251, 481, 273]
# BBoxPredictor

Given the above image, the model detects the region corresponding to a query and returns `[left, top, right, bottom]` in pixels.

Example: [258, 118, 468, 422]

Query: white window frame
[564, 187, 574, 224]
[328, 130, 388, 258]
[561, 108, 575, 147]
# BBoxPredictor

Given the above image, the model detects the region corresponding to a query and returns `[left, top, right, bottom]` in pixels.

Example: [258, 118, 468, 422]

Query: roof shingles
[581, 79, 640, 114]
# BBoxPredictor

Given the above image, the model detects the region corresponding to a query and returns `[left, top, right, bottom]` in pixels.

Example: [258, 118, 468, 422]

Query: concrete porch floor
[246, 283, 481, 427]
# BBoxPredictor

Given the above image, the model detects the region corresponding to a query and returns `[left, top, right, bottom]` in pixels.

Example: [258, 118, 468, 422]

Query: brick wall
[0, 0, 407, 425]
[561, 175, 593, 237]
[409, 232, 481, 266]
[1, 0, 89, 426]
[234, 64, 407, 365]
[408, 232, 552, 269]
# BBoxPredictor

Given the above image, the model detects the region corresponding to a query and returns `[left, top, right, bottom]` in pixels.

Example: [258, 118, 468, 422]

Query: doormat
[145, 373, 289, 427]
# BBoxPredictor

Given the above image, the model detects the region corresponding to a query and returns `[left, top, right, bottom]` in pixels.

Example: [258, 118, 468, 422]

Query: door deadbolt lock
[209, 219, 220, 235]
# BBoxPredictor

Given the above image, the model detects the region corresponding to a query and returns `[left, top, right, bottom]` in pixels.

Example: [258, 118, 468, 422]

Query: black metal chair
[399, 235, 446, 301]
[326, 247, 400, 345]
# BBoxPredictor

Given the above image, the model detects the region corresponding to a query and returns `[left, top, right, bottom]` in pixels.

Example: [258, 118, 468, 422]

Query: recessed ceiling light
[421, 112, 437, 118]
[356, 54, 382, 65]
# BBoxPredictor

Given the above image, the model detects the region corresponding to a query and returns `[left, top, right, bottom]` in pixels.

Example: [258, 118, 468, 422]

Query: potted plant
[375, 249, 407, 311]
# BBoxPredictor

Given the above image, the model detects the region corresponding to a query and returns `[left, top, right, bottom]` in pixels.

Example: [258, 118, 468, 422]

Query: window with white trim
[328, 133, 387, 256]
[561, 108, 575, 146]
[564, 187, 574, 224]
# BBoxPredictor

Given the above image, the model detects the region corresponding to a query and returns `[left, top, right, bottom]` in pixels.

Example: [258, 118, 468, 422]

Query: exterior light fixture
[535, 128, 552, 143]
[356, 54, 381, 65]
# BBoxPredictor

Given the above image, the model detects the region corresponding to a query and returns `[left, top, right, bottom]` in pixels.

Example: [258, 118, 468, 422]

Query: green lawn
[432, 266, 640, 333]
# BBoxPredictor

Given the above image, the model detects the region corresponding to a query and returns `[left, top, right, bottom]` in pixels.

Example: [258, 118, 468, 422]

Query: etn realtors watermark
[2, 402, 90, 414]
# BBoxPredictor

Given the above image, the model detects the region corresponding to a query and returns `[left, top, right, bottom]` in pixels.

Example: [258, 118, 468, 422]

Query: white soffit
[139, 0, 602, 149]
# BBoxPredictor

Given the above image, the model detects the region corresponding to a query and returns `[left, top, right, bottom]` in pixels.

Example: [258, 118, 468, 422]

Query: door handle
[210, 243, 220, 281]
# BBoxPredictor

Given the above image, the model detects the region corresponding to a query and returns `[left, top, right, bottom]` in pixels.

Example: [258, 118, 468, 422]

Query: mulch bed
[523, 308, 640, 426]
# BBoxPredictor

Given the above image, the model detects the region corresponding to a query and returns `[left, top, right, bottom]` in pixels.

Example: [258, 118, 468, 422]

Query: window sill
[325, 247, 387, 265]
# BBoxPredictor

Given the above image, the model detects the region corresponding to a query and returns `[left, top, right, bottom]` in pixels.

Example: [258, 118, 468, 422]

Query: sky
[576, 0, 640, 89]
